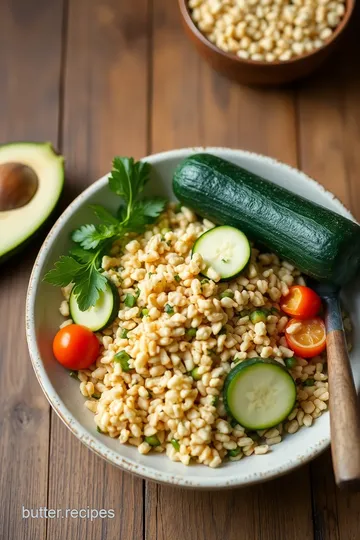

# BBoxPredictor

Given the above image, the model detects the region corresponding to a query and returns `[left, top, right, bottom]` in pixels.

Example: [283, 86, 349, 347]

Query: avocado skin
[173, 153, 360, 286]
[0, 142, 64, 263]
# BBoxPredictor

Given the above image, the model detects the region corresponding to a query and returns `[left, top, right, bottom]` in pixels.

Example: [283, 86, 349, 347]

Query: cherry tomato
[285, 317, 326, 358]
[53, 324, 100, 370]
[280, 285, 321, 319]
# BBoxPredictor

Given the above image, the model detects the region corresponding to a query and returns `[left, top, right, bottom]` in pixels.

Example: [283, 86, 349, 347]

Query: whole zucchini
[173, 153, 360, 285]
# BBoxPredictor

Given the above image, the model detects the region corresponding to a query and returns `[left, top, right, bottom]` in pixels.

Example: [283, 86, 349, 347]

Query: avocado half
[0, 142, 64, 262]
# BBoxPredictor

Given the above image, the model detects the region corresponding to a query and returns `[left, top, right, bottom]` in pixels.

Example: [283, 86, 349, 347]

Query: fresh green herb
[270, 307, 280, 315]
[174, 274, 181, 283]
[141, 308, 149, 317]
[191, 367, 201, 380]
[124, 293, 136, 308]
[227, 447, 241, 457]
[164, 304, 174, 315]
[218, 326, 227, 335]
[200, 278, 209, 285]
[145, 435, 161, 447]
[119, 328, 128, 339]
[285, 357, 297, 369]
[135, 288, 141, 299]
[304, 378, 315, 387]
[186, 328, 197, 338]
[97, 426, 103, 434]
[148, 272, 154, 277]
[250, 309, 267, 324]
[69, 370, 78, 380]
[44, 157, 166, 311]
[92, 393, 101, 400]
[171, 439, 180, 451]
[220, 290, 234, 299]
[221, 258, 229, 263]
[114, 350, 131, 372]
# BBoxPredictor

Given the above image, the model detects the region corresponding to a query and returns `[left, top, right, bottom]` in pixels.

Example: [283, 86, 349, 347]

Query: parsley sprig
[44, 157, 166, 311]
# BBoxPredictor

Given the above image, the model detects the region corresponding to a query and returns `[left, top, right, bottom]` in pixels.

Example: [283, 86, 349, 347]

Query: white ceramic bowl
[26, 147, 360, 489]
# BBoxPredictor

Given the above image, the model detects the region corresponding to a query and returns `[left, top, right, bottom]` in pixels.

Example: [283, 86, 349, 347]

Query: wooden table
[1, 1, 360, 538]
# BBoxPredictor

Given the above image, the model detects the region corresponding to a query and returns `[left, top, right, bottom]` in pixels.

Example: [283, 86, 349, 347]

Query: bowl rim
[26, 146, 356, 489]
[178, 0, 355, 67]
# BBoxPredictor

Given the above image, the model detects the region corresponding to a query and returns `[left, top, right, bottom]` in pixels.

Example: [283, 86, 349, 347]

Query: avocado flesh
[0, 142, 64, 261]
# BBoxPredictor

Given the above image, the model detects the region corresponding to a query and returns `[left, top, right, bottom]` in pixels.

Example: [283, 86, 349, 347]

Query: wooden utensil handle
[327, 329, 360, 490]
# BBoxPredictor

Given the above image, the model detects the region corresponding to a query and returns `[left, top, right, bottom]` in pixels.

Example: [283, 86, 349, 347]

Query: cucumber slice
[224, 358, 296, 430]
[192, 226, 251, 281]
[69, 279, 119, 332]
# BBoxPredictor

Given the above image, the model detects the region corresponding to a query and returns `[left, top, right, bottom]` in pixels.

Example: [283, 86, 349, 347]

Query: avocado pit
[0, 162, 39, 211]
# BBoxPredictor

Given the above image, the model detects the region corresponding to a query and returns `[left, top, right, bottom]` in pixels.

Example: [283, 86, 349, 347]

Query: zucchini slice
[224, 358, 296, 430]
[69, 279, 119, 332]
[192, 225, 251, 281]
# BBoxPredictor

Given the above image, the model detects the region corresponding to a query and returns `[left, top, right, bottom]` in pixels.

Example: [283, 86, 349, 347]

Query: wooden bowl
[178, 0, 355, 85]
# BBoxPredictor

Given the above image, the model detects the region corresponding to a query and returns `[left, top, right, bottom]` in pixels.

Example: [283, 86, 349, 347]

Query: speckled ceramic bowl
[26, 147, 360, 489]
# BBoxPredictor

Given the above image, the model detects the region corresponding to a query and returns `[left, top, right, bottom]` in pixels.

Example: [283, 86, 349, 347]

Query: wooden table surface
[1, 1, 360, 539]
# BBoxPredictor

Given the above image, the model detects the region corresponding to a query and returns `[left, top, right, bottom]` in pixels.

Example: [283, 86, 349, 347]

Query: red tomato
[285, 317, 326, 358]
[280, 285, 321, 319]
[53, 324, 100, 370]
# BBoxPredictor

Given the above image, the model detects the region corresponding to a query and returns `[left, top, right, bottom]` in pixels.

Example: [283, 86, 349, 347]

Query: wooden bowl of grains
[178, 0, 355, 85]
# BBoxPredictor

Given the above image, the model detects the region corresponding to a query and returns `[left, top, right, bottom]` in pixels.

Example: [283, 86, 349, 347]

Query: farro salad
[44, 155, 353, 468]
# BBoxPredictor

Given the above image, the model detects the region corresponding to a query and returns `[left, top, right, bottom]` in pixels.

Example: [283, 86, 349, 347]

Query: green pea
[304, 378, 315, 387]
[141, 308, 149, 317]
[145, 435, 161, 447]
[220, 290, 234, 299]
[191, 367, 201, 381]
[285, 357, 297, 369]
[186, 328, 197, 338]
[250, 310, 267, 324]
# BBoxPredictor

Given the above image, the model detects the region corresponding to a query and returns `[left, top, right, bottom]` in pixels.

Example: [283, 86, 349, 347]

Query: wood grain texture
[297, 5, 360, 536]
[147, 3, 313, 540]
[2, 0, 360, 538]
[46, 1, 149, 539]
[0, 1, 64, 539]
[326, 329, 360, 489]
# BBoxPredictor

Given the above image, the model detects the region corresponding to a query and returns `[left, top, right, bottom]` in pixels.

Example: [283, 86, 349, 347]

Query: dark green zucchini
[173, 153, 360, 285]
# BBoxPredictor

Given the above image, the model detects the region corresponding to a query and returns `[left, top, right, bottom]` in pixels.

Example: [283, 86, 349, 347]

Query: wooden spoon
[310, 281, 360, 490]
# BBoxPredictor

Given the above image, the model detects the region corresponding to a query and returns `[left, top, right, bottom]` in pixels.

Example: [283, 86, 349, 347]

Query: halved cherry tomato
[285, 317, 326, 358]
[53, 324, 100, 370]
[280, 285, 321, 319]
